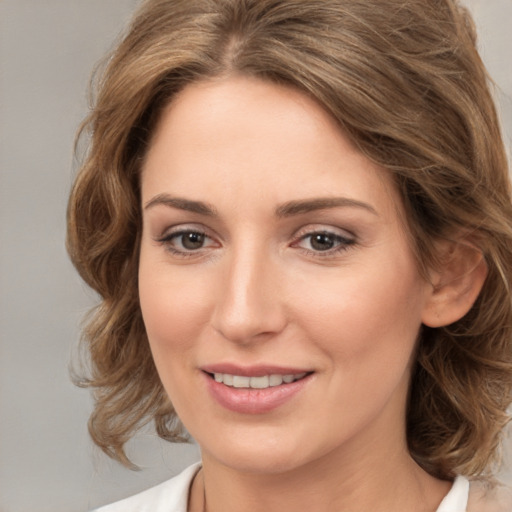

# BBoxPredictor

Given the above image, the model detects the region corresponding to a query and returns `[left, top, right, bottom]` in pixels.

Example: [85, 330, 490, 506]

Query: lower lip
[204, 373, 312, 414]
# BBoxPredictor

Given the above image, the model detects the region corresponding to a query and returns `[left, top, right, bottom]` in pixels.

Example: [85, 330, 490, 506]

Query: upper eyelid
[156, 223, 214, 239]
[152, 221, 357, 242]
[154, 224, 355, 240]
[292, 224, 356, 240]
[293, 231, 355, 247]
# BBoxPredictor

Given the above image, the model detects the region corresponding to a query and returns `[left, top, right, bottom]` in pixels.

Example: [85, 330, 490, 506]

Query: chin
[197, 423, 337, 476]
[210, 450, 309, 476]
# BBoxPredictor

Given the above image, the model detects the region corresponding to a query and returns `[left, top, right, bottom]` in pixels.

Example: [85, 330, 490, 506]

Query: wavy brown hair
[67, 0, 512, 477]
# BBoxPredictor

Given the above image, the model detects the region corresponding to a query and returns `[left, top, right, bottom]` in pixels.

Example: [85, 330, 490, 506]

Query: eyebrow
[144, 194, 378, 217]
[275, 197, 378, 217]
[144, 194, 218, 216]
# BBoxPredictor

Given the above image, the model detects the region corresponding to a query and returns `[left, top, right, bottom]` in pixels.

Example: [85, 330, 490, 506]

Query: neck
[190, 436, 450, 512]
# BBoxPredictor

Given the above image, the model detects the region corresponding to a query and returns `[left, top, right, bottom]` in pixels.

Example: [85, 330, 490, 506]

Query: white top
[437, 476, 469, 512]
[94, 463, 202, 512]
[94, 463, 511, 512]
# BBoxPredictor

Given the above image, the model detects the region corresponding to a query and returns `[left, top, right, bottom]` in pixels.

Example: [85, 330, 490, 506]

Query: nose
[211, 244, 287, 344]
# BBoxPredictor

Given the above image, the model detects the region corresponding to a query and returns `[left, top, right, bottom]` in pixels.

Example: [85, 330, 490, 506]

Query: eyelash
[292, 231, 356, 257]
[156, 228, 215, 258]
[155, 227, 356, 258]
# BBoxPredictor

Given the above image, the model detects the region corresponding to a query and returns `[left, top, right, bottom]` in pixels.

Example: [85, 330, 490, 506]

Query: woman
[67, 0, 512, 510]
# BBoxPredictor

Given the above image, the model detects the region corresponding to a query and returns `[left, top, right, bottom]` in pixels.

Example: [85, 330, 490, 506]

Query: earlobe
[422, 239, 488, 328]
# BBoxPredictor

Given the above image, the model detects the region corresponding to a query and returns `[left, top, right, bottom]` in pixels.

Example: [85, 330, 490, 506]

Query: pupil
[311, 233, 334, 251]
[182, 232, 204, 250]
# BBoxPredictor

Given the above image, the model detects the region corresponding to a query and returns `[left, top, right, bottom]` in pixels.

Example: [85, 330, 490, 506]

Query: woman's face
[139, 76, 433, 474]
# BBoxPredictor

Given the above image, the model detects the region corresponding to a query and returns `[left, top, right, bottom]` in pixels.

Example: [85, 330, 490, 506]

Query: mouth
[201, 366, 313, 414]
[205, 371, 309, 389]
[200, 364, 314, 413]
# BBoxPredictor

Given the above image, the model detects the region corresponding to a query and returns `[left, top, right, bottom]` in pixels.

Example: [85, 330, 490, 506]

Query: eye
[157, 228, 218, 255]
[308, 233, 339, 251]
[293, 229, 355, 255]
[176, 231, 207, 250]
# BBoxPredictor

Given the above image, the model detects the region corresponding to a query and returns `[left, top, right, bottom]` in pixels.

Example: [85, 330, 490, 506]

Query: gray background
[0, 1, 510, 511]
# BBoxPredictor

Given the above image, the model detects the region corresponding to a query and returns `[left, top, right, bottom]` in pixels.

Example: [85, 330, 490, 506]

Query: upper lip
[200, 363, 313, 377]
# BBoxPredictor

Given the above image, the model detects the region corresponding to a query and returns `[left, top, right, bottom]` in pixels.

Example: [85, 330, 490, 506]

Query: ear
[422, 238, 488, 328]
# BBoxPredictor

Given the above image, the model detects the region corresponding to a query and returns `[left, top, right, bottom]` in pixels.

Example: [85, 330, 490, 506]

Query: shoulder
[92, 463, 202, 512]
[467, 478, 512, 512]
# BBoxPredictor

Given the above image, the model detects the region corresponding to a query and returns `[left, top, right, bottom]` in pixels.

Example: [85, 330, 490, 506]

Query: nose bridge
[213, 238, 284, 343]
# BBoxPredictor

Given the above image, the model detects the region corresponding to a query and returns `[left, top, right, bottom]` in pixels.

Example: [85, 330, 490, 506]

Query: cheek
[138, 253, 215, 412]
[291, 255, 426, 372]
[138, 251, 212, 357]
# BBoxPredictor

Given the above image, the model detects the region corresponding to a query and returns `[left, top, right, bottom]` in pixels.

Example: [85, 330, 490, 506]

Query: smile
[213, 373, 307, 389]
[204, 370, 312, 414]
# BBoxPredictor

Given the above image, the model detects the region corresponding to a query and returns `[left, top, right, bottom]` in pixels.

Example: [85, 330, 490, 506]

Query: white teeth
[233, 375, 250, 388]
[269, 374, 283, 387]
[250, 376, 269, 389]
[212, 372, 307, 389]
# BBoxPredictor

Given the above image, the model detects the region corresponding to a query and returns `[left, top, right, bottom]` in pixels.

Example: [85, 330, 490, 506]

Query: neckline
[436, 476, 470, 512]
[187, 465, 470, 512]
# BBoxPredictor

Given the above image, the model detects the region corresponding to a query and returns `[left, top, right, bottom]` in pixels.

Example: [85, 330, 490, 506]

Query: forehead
[142, 75, 402, 221]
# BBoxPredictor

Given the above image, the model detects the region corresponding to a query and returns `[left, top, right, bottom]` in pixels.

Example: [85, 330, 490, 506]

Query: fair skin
[138, 75, 472, 512]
